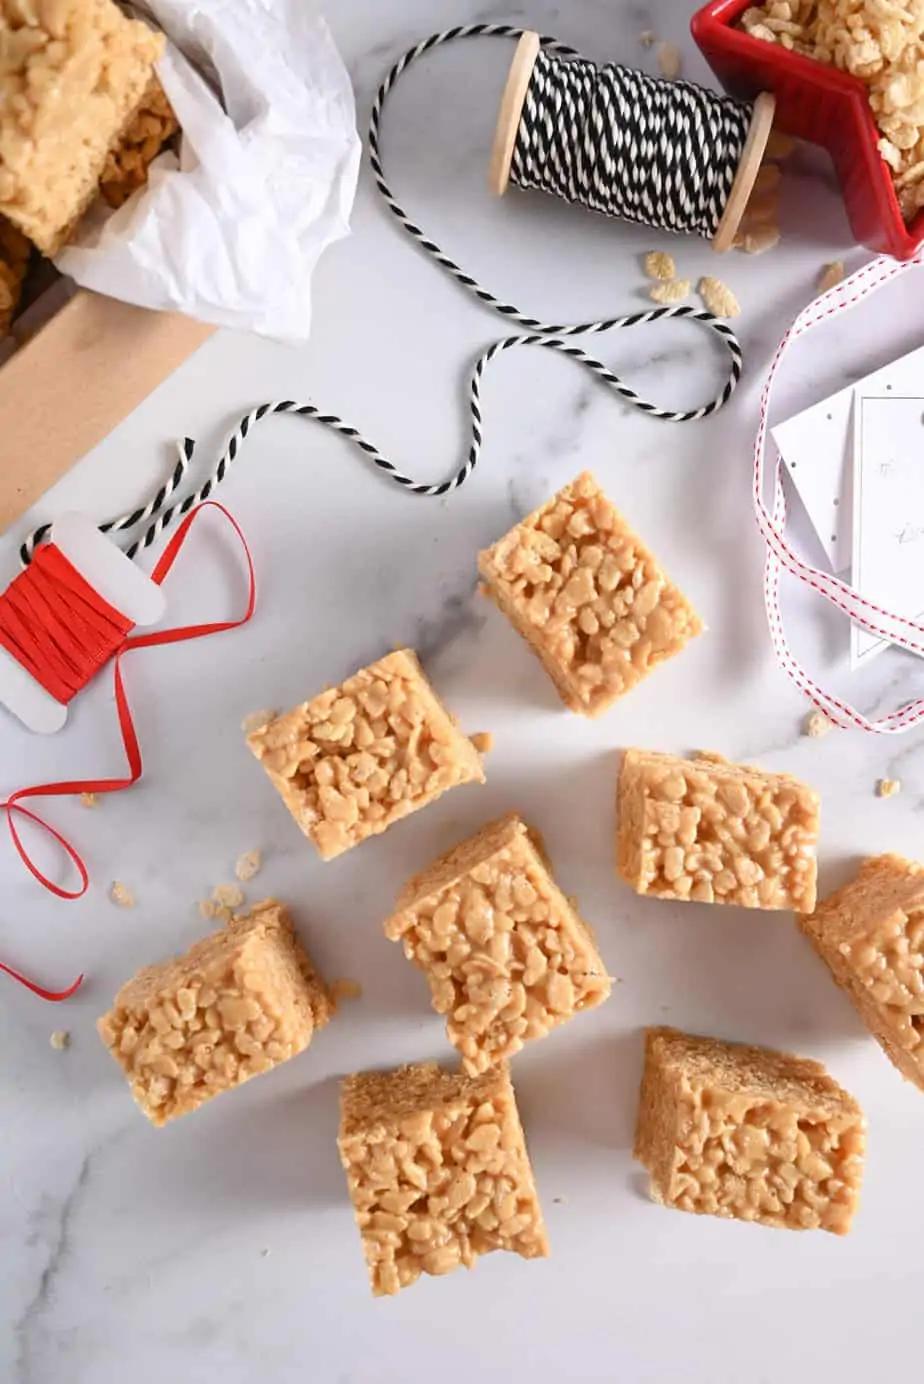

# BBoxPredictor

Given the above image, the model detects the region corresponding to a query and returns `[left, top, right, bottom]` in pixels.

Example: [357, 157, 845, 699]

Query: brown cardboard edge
[0, 290, 214, 535]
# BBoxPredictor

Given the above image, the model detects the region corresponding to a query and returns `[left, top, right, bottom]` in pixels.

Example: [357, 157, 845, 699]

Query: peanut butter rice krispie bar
[478, 471, 703, 717]
[799, 854, 924, 1090]
[0, 214, 29, 334]
[338, 1060, 549, 1296]
[100, 74, 178, 209]
[618, 749, 819, 911]
[0, 0, 163, 253]
[247, 649, 485, 861]
[635, 1027, 865, 1233]
[384, 813, 611, 1073]
[97, 900, 334, 1125]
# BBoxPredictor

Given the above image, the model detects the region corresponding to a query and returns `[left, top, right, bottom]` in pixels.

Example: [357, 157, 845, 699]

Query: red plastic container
[691, 0, 924, 259]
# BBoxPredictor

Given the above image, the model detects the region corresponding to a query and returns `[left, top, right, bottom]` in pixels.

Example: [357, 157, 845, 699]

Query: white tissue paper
[54, 0, 361, 345]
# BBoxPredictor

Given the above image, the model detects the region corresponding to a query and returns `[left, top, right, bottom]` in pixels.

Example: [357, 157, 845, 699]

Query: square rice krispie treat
[478, 471, 703, 716]
[338, 1060, 548, 1296]
[618, 749, 819, 911]
[635, 1027, 865, 1233]
[384, 812, 611, 1073]
[98, 900, 334, 1125]
[0, 214, 29, 334]
[0, 0, 163, 252]
[99, 75, 178, 209]
[799, 854, 924, 1090]
[247, 649, 485, 861]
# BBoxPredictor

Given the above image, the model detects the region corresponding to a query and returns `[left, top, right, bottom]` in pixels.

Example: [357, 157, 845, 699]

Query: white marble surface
[3, 3, 924, 1381]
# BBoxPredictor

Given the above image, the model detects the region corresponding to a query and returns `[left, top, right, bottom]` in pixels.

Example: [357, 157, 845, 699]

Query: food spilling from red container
[692, 0, 924, 259]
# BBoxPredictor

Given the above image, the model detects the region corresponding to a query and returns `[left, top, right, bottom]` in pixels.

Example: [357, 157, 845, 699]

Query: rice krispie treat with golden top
[0, 214, 29, 333]
[635, 1027, 866, 1233]
[97, 900, 334, 1125]
[618, 748, 819, 911]
[385, 813, 611, 1073]
[338, 1060, 549, 1296]
[0, 0, 163, 252]
[799, 854, 924, 1089]
[99, 74, 178, 209]
[478, 471, 703, 717]
[247, 649, 485, 861]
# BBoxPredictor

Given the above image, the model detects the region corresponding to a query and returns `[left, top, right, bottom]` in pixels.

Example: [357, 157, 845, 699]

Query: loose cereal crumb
[213, 883, 245, 909]
[803, 709, 834, 738]
[742, 225, 781, 255]
[639, 29, 656, 47]
[111, 881, 135, 908]
[876, 778, 902, 799]
[331, 977, 363, 1001]
[644, 250, 676, 281]
[198, 898, 217, 920]
[50, 1030, 70, 1051]
[235, 850, 262, 883]
[241, 708, 278, 736]
[698, 276, 741, 318]
[80, 792, 99, 808]
[649, 278, 691, 304]
[471, 732, 494, 754]
[657, 41, 682, 79]
[817, 260, 845, 294]
[765, 130, 796, 160]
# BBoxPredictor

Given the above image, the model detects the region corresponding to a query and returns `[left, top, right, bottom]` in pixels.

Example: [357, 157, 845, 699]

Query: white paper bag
[55, 0, 361, 345]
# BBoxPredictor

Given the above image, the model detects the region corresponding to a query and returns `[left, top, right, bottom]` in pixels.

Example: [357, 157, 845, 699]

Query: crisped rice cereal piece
[657, 41, 682, 79]
[0, 0, 163, 252]
[338, 1060, 548, 1296]
[247, 650, 485, 860]
[644, 250, 675, 280]
[98, 900, 334, 1124]
[803, 709, 833, 738]
[799, 855, 924, 1089]
[635, 1027, 865, 1233]
[741, 224, 781, 254]
[617, 748, 819, 911]
[384, 813, 611, 1073]
[817, 260, 845, 293]
[478, 472, 703, 717]
[698, 275, 741, 318]
[649, 278, 691, 303]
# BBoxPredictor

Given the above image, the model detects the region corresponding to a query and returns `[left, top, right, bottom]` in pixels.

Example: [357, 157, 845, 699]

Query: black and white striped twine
[21, 24, 744, 568]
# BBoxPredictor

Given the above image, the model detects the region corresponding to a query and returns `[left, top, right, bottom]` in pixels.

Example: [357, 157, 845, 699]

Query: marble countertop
[3, 2, 924, 1381]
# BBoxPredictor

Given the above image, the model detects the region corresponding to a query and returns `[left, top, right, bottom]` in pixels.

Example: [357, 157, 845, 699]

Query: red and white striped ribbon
[754, 247, 924, 733]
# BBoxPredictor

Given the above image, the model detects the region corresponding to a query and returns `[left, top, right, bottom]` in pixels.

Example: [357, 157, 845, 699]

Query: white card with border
[851, 393, 924, 669]
[772, 342, 924, 573]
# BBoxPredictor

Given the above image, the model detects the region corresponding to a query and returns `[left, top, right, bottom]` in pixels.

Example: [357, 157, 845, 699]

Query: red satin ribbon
[0, 502, 256, 1000]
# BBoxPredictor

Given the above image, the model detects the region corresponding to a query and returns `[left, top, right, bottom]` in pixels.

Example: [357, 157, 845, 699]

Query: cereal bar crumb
[657, 41, 682, 79]
[98, 900, 334, 1124]
[241, 709, 278, 736]
[198, 899, 216, 920]
[331, 977, 363, 1002]
[803, 709, 833, 739]
[742, 225, 781, 255]
[471, 732, 494, 754]
[111, 881, 135, 908]
[99, 77, 178, 209]
[635, 1027, 865, 1233]
[235, 851, 262, 883]
[649, 278, 691, 304]
[80, 792, 99, 808]
[50, 1030, 70, 1051]
[644, 250, 676, 281]
[214, 883, 245, 909]
[817, 261, 845, 295]
[876, 778, 901, 799]
[698, 276, 741, 318]
[639, 30, 656, 47]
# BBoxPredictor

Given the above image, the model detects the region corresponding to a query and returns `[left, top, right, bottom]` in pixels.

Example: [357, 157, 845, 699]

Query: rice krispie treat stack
[0, 214, 29, 334]
[799, 854, 924, 1089]
[247, 649, 485, 860]
[384, 813, 611, 1073]
[618, 749, 819, 910]
[98, 900, 334, 1125]
[0, 0, 163, 252]
[100, 75, 178, 209]
[635, 1027, 866, 1233]
[479, 471, 703, 717]
[338, 1060, 549, 1296]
